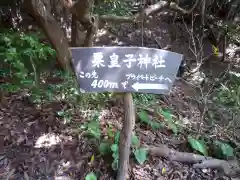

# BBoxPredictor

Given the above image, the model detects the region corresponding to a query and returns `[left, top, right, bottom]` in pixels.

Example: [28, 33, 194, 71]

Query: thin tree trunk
[117, 93, 135, 180]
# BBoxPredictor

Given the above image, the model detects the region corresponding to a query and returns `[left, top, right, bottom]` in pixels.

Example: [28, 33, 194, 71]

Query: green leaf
[20, 79, 34, 85]
[85, 172, 97, 180]
[160, 109, 172, 120]
[107, 127, 115, 138]
[87, 121, 101, 139]
[99, 142, 111, 155]
[138, 111, 149, 123]
[188, 136, 208, 156]
[8, 47, 17, 54]
[111, 144, 118, 152]
[214, 140, 234, 157]
[63, 116, 72, 124]
[138, 110, 163, 130]
[112, 152, 119, 159]
[2, 36, 11, 44]
[133, 148, 148, 165]
[111, 159, 119, 170]
[168, 122, 178, 135]
[91, 113, 100, 121]
[114, 131, 120, 143]
[161, 109, 178, 133]
[23, 48, 33, 56]
[57, 111, 65, 117]
[149, 121, 162, 130]
[131, 133, 140, 147]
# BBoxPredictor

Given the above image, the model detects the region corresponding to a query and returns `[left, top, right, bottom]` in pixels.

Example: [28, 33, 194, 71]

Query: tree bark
[117, 93, 135, 180]
[24, 0, 71, 71]
[67, 0, 94, 29]
[64, 0, 97, 46]
[71, 15, 86, 46]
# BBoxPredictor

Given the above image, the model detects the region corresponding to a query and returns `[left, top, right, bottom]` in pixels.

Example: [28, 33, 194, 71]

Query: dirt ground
[1, 79, 236, 180]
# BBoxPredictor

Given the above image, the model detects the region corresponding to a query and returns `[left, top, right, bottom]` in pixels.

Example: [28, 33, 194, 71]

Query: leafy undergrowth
[1, 86, 238, 180]
[1, 30, 240, 180]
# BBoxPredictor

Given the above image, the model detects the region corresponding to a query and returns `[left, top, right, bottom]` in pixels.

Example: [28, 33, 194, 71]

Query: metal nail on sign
[70, 46, 183, 95]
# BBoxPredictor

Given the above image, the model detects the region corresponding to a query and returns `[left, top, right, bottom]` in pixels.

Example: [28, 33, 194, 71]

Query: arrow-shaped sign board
[70, 46, 183, 95]
[132, 82, 168, 92]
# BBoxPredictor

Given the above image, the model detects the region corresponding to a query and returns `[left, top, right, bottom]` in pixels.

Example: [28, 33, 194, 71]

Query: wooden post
[117, 93, 135, 180]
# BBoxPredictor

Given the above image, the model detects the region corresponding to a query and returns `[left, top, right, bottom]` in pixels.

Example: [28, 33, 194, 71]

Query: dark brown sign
[70, 46, 183, 94]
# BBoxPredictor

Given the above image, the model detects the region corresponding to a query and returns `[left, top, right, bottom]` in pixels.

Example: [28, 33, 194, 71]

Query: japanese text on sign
[70, 46, 183, 95]
[91, 52, 166, 69]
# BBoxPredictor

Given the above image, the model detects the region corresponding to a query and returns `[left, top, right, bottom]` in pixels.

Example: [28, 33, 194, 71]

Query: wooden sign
[70, 46, 183, 94]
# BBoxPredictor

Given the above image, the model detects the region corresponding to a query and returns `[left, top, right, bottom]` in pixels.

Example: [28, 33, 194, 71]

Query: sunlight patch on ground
[182, 117, 191, 125]
[54, 160, 73, 180]
[81, 108, 114, 120]
[99, 109, 111, 119]
[190, 71, 205, 85]
[95, 29, 108, 43]
[34, 133, 61, 148]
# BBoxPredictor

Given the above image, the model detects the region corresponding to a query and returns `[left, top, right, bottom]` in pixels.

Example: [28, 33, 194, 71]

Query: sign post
[70, 46, 183, 180]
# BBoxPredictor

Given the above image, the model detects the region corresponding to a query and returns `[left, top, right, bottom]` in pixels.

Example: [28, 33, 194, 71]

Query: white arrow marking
[132, 82, 168, 91]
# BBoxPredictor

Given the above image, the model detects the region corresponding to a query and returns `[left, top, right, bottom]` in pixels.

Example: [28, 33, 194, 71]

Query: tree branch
[143, 1, 169, 17]
[99, 0, 201, 25]
[148, 144, 240, 178]
[99, 15, 134, 24]
[83, 17, 98, 47]
[62, 0, 97, 47]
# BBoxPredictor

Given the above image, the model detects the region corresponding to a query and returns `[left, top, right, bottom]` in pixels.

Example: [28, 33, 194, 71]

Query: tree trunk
[24, 0, 71, 71]
[117, 93, 135, 180]
[71, 15, 86, 46]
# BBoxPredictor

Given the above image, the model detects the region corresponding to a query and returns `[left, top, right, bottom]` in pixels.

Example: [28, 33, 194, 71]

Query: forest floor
[1, 78, 238, 180]
[1, 15, 240, 180]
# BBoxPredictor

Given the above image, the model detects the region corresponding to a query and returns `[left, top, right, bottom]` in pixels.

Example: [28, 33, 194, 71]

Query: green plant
[0, 29, 56, 103]
[133, 148, 148, 165]
[0, 30, 55, 84]
[86, 120, 101, 140]
[98, 130, 120, 170]
[56, 109, 73, 124]
[133, 93, 156, 107]
[159, 108, 179, 135]
[138, 110, 163, 130]
[110, 142, 119, 170]
[80, 113, 101, 140]
[99, 130, 148, 170]
[188, 136, 208, 156]
[138, 108, 179, 134]
[213, 140, 234, 159]
[85, 172, 97, 180]
[187, 135, 235, 159]
[131, 133, 148, 165]
[213, 73, 240, 108]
